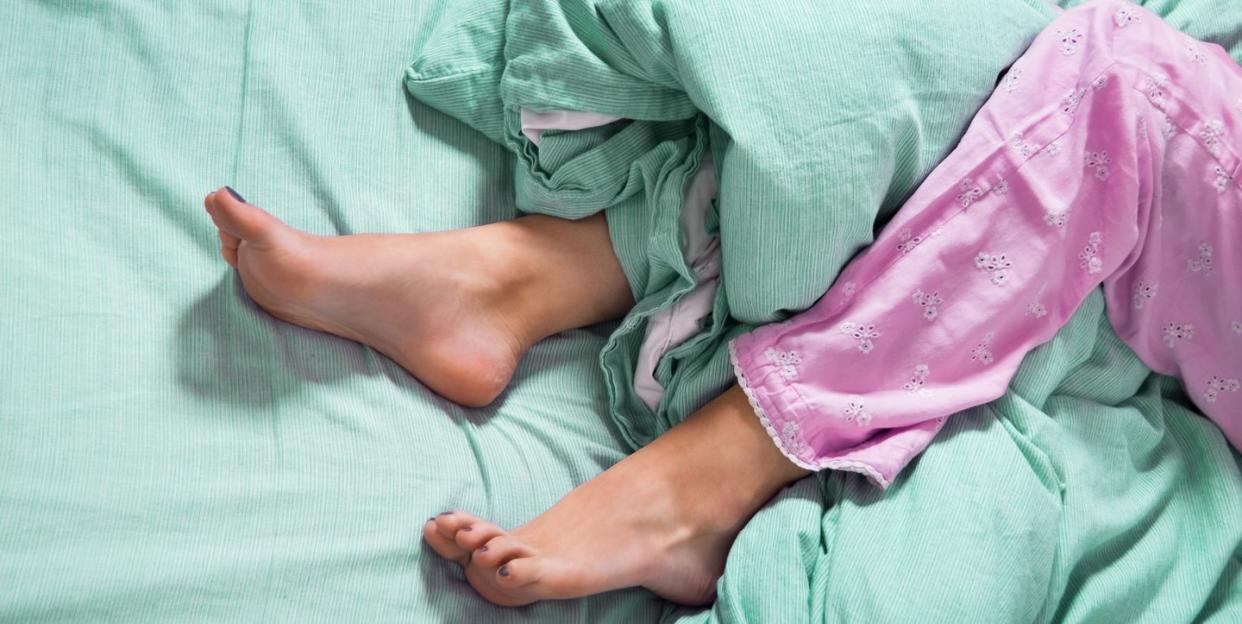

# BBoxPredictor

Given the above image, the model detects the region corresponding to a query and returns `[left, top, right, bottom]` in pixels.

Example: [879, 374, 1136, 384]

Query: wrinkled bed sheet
[1, 0, 1240, 622]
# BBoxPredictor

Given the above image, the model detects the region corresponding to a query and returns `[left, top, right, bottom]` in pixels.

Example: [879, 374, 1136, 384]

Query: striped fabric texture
[410, 0, 1242, 622]
[0, 0, 1239, 622]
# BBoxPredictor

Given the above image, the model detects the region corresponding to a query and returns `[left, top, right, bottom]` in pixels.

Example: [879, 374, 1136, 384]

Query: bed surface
[2, 1, 1241, 622]
[0, 2, 662, 621]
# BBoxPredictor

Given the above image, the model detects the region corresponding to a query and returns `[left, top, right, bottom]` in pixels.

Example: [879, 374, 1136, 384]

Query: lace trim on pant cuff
[728, 340, 891, 489]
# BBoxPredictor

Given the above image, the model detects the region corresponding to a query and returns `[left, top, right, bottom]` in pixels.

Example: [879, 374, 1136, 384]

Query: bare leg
[424, 386, 811, 606]
[205, 186, 812, 606]
[204, 187, 633, 406]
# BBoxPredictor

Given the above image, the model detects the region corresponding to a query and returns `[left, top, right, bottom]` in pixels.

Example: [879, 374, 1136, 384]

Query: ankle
[457, 220, 558, 340]
[659, 387, 812, 531]
[484, 214, 634, 338]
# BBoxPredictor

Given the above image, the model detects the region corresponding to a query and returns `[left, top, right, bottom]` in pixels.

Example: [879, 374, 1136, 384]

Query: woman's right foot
[204, 187, 538, 407]
[421, 386, 811, 606]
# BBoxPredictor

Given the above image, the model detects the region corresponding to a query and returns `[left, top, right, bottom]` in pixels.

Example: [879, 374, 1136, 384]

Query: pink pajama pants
[730, 2, 1242, 487]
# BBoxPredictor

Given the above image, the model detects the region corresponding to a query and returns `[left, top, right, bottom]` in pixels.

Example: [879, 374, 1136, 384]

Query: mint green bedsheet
[1, 1, 1241, 623]
[0, 2, 659, 621]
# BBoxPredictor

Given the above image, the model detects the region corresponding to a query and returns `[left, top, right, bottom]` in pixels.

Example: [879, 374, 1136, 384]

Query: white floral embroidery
[1162, 113, 1177, 138]
[1137, 116, 1149, 140]
[1044, 210, 1069, 234]
[834, 280, 857, 311]
[970, 332, 995, 365]
[765, 348, 801, 380]
[1078, 231, 1103, 274]
[1114, 6, 1141, 28]
[1201, 120, 1226, 156]
[1214, 165, 1233, 193]
[1204, 376, 1240, 403]
[912, 289, 943, 321]
[1187, 44, 1208, 64]
[993, 178, 1010, 196]
[1003, 69, 1022, 94]
[1091, 75, 1109, 90]
[975, 252, 1014, 286]
[1057, 27, 1083, 56]
[1144, 75, 1169, 108]
[956, 179, 984, 208]
[904, 364, 932, 395]
[1132, 281, 1157, 309]
[842, 396, 873, 427]
[1085, 150, 1112, 181]
[779, 421, 812, 458]
[1044, 139, 1063, 157]
[839, 322, 879, 354]
[1162, 322, 1195, 348]
[1027, 283, 1049, 319]
[1061, 88, 1087, 116]
[896, 228, 925, 254]
[1188, 242, 1214, 275]
[1011, 132, 1038, 158]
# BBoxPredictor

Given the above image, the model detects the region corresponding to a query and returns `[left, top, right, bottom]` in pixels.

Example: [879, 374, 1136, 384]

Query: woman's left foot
[423, 387, 810, 606]
[203, 186, 633, 407]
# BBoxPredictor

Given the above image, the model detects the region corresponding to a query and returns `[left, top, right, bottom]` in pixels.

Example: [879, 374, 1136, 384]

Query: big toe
[494, 556, 544, 592]
[461, 534, 547, 607]
[205, 186, 286, 246]
[465, 549, 544, 607]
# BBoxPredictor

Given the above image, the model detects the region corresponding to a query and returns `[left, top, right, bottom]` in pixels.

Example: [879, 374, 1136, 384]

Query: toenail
[498, 565, 509, 577]
[461, 526, 472, 531]
[439, 511, 453, 516]
[427, 517, 435, 523]
[478, 546, 488, 552]
[224, 186, 246, 203]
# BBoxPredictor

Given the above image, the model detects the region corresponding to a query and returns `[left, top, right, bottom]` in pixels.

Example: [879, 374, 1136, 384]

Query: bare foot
[204, 187, 539, 406]
[423, 387, 811, 606]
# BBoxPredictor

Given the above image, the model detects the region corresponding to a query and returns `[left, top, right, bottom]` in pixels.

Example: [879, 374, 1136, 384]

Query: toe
[471, 534, 535, 569]
[218, 230, 240, 267]
[221, 244, 239, 267]
[206, 186, 285, 246]
[496, 556, 543, 590]
[432, 510, 478, 542]
[434, 511, 508, 556]
[219, 228, 240, 248]
[422, 517, 470, 565]
[453, 518, 506, 552]
[429, 511, 491, 561]
[462, 535, 542, 607]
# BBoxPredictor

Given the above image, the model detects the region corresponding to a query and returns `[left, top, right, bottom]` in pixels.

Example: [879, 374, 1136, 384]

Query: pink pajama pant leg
[730, 2, 1242, 488]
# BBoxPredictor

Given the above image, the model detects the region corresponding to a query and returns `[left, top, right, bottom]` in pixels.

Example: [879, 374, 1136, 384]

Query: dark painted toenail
[427, 517, 435, 523]
[439, 511, 453, 516]
[498, 565, 509, 577]
[225, 186, 246, 203]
